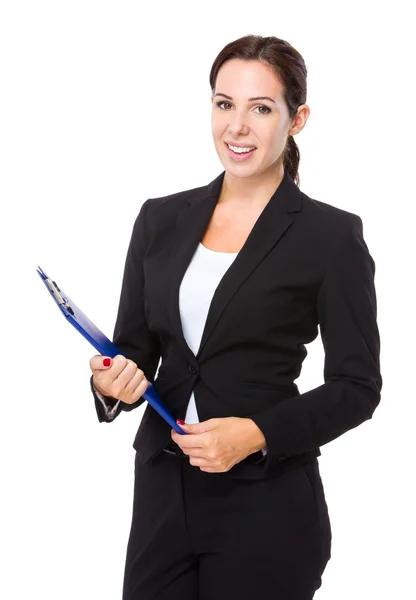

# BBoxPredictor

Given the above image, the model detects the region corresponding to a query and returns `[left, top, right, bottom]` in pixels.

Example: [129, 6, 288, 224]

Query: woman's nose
[227, 115, 250, 136]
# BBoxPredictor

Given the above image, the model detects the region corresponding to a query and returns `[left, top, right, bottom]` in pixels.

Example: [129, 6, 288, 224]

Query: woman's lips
[224, 142, 256, 162]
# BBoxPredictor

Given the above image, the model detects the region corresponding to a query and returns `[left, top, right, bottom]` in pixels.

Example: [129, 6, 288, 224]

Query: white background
[1, 1, 414, 598]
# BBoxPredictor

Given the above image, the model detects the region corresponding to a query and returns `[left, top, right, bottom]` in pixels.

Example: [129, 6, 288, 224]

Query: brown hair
[209, 35, 307, 186]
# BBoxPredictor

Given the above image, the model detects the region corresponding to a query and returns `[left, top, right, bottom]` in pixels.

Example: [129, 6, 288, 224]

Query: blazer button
[188, 364, 198, 374]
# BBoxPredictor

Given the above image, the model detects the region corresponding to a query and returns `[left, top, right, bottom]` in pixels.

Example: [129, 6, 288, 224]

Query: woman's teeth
[227, 144, 256, 154]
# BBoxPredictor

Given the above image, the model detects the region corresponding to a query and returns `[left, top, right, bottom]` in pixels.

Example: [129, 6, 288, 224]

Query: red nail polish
[177, 419, 185, 425]
[103, 358, 111, 367]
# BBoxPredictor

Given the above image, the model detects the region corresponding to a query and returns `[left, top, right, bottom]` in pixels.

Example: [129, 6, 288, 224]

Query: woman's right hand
[89, 354, 149, 405]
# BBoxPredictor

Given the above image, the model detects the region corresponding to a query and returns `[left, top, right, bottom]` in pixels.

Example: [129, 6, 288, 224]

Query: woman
[89, 34, 382, 599]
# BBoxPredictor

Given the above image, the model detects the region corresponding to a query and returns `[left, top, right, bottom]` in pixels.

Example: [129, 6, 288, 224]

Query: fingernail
[103, 358, 111, 367]
[177, 420, 185, 425]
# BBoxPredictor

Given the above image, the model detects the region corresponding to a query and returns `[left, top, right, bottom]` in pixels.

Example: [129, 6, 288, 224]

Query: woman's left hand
[171, 417, 266, 472]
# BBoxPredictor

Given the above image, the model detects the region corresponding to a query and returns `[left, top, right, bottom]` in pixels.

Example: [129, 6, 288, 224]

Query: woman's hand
[171, 417, 266, 472]
[89, 354, 149, 405]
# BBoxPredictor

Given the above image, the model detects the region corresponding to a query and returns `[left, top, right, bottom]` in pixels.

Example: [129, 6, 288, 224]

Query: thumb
[101, 356, 112, 368]
[177, 420, 193, 431]
[89, 355, 113, 374]
[177, 420, 212, 433]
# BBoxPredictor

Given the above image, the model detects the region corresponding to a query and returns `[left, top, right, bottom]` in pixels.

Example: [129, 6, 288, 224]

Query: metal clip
[44, 278, 75, 315]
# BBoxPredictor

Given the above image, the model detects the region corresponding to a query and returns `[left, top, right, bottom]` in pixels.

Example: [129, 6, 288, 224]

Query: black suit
[90, 169, 382, 598]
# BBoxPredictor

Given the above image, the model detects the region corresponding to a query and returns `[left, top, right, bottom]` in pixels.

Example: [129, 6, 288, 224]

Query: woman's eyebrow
[214, 92, 276, 104]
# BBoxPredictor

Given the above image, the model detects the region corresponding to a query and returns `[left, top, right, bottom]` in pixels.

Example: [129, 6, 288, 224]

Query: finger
[175, 442, 205, 456]
[183, 450, 210, 459]
[126, 370, 148, 399]
[188, 455, 215, 467]
[89, 355, 112, 372]
[175, 434, 205, 450]
[113, 374, 147, 405]
[114, 359, 144, 389]
[124, 368, 147, 390]
[110, 359, 142, 396]
[90, 353, 124, 372]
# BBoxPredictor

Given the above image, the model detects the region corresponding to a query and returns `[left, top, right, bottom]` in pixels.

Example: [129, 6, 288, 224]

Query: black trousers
[122, 448, 332, 600]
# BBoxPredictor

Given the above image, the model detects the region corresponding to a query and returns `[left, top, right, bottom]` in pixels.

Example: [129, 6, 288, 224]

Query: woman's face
[211, 58, 297, 179]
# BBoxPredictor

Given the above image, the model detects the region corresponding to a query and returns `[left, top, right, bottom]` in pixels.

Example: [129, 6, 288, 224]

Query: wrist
[93, 381, 107, 396]
[243, 418, 267, 454]
[93, 380, 115, 401]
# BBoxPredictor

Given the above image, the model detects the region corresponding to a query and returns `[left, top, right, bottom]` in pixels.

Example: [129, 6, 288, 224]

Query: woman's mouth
[224, 142, 257, 162]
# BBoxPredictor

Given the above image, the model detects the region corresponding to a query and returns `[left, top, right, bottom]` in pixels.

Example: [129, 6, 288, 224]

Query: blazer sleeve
[90, 199, 161, 423]
[90, 377, 122, 422]
[248, 215, 382, 467]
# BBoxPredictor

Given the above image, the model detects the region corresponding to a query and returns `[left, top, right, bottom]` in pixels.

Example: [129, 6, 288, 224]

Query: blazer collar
[166, 169, 303, 361]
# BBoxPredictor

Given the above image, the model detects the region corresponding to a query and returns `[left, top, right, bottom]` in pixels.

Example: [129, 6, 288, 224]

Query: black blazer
[90, 170, 382, 480]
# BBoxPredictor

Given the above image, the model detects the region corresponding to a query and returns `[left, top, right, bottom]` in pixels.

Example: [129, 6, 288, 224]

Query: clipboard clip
[37, 266, 75, 315]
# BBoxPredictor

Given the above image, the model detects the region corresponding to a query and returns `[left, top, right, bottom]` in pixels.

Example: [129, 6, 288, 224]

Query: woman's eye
[216, 101, 232, 110]
[256, 105, 271, 114]
[216, 101, 270, 114]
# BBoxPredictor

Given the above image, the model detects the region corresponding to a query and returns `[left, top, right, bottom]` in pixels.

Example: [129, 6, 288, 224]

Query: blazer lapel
[165, 169, 303, 361]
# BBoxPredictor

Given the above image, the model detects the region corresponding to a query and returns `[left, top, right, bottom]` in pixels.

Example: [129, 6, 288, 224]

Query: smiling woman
[89, 33, 381, 600]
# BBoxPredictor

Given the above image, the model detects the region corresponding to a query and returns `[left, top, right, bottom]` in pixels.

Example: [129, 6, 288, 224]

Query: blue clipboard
[36, 265, 186, 434]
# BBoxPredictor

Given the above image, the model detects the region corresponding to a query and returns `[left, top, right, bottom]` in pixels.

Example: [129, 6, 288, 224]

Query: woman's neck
[219, 166, 285, 209]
